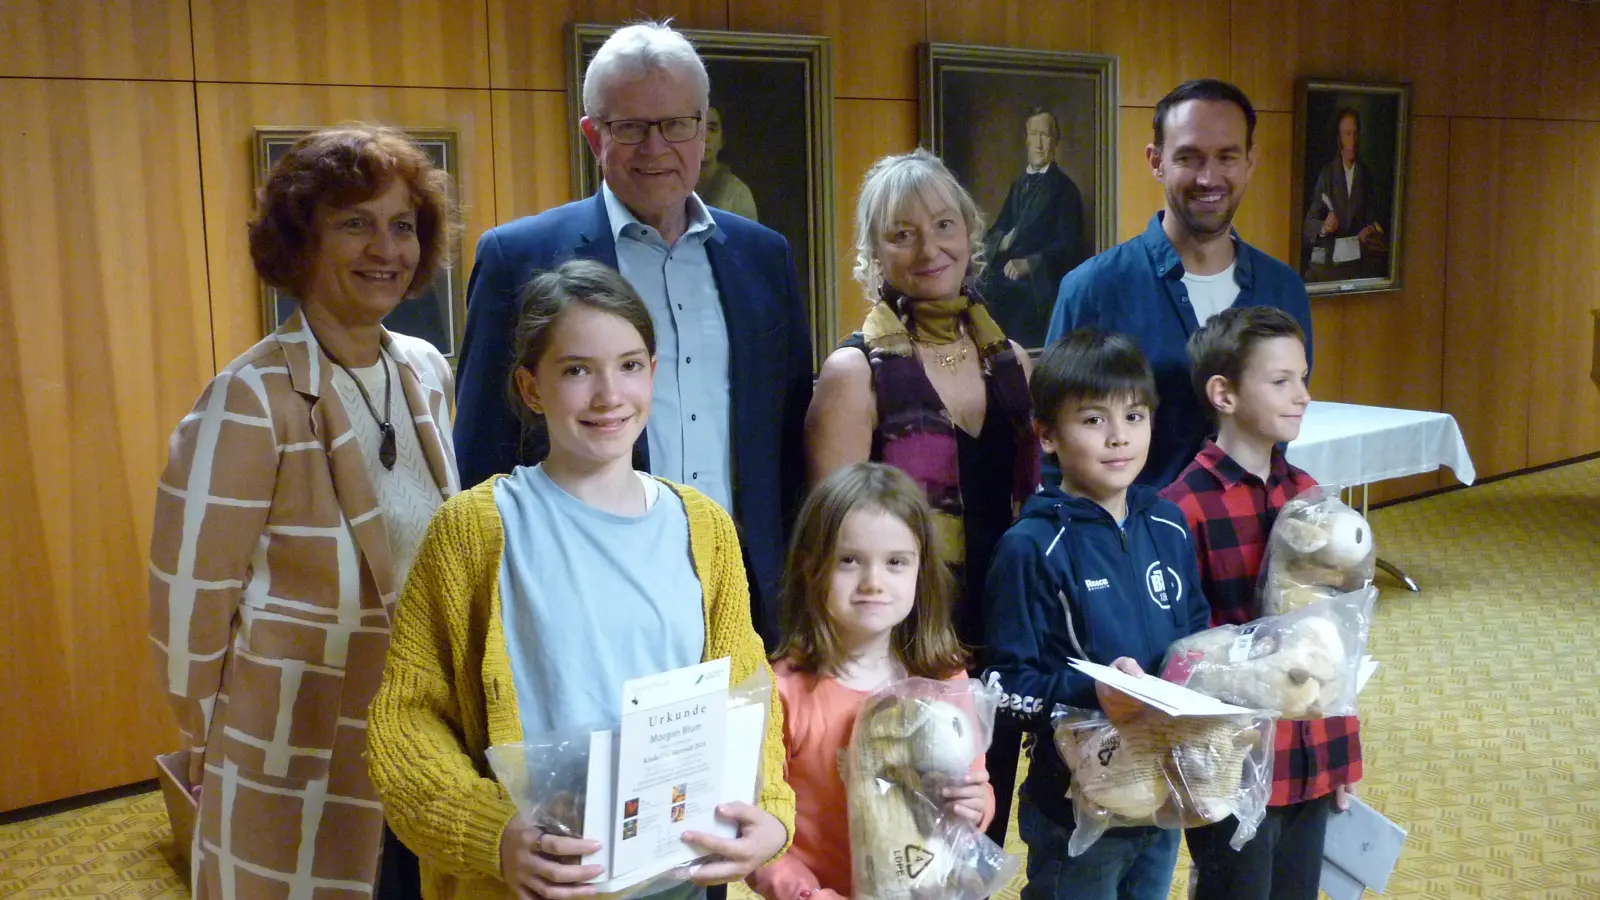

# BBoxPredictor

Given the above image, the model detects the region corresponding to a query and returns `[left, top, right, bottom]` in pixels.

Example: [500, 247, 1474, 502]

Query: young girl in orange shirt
[749, 461, 996, 900]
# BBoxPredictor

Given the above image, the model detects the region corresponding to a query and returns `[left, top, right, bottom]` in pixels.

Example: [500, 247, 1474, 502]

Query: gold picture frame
[921, 43, 1118, 351]
[1293, 79, 1411, 296]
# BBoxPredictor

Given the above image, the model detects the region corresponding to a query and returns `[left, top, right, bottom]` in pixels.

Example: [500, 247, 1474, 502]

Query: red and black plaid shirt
[1161, 440, 1363, 806]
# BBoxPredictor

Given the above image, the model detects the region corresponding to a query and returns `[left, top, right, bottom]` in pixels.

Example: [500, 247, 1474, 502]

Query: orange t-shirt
[748, 660, 995, 900]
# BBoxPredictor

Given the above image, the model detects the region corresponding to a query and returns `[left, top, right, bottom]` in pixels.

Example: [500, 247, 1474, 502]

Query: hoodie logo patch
[1145, 561, 1182, 610]
[1084, 577, 1110, 591]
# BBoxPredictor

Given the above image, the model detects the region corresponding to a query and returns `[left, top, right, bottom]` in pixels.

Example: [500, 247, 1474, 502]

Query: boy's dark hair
[1186, 306, 1307, 420]
[1031, 329, 1159, 428]
[1152, 78, 1257, 151]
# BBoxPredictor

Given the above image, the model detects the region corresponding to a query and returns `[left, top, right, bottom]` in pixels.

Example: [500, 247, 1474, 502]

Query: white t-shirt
[1182, 261, 1241, 325]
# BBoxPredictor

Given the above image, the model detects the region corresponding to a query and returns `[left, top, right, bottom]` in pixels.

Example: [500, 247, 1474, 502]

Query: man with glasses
[453, 19, 812, 647]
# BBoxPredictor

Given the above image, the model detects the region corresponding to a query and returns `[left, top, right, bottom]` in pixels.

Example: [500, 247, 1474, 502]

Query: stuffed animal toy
[1051, 709, 1271, 856]
[1056, 720, 1171, 820]
[1164, 592, 1371, 719]
[1261, 494, 1376, 614]
[1152, 715, 1262, 825]
[846, 688, 1012, 900]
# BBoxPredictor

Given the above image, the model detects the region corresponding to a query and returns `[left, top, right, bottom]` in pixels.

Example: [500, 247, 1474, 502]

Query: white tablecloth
[1285, 401, 1477, 489]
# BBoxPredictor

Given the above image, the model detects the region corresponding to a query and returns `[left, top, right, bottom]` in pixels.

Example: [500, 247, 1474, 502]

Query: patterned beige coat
[149, 310, 460, 899]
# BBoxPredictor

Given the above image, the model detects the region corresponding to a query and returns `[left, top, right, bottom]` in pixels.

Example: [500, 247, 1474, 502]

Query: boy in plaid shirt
[1159, 306, 1361, 900]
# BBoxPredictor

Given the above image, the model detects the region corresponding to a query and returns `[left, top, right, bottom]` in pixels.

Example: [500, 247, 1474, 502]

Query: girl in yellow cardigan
[368, 259, 795, 900]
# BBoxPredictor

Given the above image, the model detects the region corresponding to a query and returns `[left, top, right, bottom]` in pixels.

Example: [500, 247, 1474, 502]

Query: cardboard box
[155, 750, 197, 887]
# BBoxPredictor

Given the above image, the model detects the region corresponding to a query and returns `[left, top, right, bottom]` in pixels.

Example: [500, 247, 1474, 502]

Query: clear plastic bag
[1161, 587, 1378, 719]
[484, 665, 774, 898]
[843, 677, 1020, 900]
[1259, 488, 1377, 615]
[1051, 706, 1274, 856]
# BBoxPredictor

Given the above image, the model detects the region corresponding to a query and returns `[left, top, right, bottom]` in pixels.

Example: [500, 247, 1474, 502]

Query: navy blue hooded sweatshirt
[982, 484, 1211, 830]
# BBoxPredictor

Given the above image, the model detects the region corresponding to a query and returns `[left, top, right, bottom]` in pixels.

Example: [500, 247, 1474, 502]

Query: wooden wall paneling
[490, 90, 575, 225]
[1399, 0, 1453, 119]
[1449, 0, 1543, 122]
[831, 99, 919, 341]
[1337, 115, 1451, 502]
[1228, 0, 1299, 113]
[195, 84, 497, 369]
[1239, 112, 1317, 386]
[1442, 118, 1532, 480]
[489, 0, 729, 91]
[1306, 297, 1345, 403]
[729, 0, 924, 101]
[1525, 121, 1600, 465]
[1231, 111, 1295, 267]
[1537, 1, 1600, 122]
[0, 79, 212, 812]
[1334, 116, 1448, 409]
[1231, 0, 1455, 119]
[1093, 0, 1231, 107]
[926, 0, 1094, 54]
[0, 0, 193, 80]
[1293, 0, 1412, 91]
[191, 0, 490, 88]
[1115, 107, 1163, 243]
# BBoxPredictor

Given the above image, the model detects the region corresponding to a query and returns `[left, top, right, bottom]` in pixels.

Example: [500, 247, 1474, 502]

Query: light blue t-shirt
[495, 465, 706, 738]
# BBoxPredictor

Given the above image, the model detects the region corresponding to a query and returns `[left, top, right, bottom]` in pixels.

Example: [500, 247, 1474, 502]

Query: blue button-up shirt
[604, 185, 733, 511]
[1046, 212, 1314, 489]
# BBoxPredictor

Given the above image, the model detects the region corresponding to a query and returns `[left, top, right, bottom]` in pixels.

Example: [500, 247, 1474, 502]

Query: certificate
[611, 657, 730, 876]
[486, 658, 768, 894]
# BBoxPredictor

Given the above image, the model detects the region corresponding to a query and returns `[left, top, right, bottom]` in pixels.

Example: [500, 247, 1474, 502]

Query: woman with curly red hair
[148, 124, 459, 899]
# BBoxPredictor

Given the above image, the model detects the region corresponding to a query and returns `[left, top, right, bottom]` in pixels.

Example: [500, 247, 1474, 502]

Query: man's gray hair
[852, 148, 987, 299]
[582, 20, 710, 119]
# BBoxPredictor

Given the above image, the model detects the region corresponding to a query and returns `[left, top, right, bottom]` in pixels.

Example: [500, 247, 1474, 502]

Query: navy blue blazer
[452, 193, 814, 644]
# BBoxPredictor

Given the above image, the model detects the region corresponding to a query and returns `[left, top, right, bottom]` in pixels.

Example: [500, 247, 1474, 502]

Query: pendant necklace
[925, 342, 970, 371]
[331, 348, 397, 470]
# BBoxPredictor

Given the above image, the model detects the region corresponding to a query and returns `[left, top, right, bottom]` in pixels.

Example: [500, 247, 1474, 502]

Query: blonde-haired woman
[804, 148, 1037, 842]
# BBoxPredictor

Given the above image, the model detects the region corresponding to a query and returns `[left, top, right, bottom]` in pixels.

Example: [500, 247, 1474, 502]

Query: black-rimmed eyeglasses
[600, 115, 703, 145]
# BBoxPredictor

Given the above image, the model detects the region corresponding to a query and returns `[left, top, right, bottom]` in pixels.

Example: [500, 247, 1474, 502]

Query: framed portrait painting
[567, 24, 836, 368]
[253, 127, 467, 362]
[920, 44, 1118, 352]
[1293, 79, 1410, 295]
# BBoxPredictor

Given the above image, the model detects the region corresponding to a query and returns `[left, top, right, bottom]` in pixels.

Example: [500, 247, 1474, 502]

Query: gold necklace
[918, 340, 970, 371]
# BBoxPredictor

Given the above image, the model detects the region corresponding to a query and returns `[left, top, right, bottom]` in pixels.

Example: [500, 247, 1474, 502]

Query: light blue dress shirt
[603, 185, 734, 513]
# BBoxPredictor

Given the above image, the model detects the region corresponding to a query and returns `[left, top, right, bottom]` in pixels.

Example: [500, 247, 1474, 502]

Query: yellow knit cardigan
[368, 476, 796, 900]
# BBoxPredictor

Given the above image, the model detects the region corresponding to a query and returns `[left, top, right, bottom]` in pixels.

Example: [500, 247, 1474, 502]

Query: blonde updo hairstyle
[851, 148, 987, 302]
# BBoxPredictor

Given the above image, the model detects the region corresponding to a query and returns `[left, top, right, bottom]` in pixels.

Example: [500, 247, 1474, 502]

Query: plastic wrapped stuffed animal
[1163, 588, 1376, 720]
[1057, 720, 1171, 820]
[1051, 708, 1273, 857]
[1153, 715, 1263, 825]
[1261, 492, 1377, 615]
[845, 680, 1017, 900]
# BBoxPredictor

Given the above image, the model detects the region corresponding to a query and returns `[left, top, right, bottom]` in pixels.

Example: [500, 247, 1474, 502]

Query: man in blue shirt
[452, 21, 813, 647]
[1046, 79, 1313, 489]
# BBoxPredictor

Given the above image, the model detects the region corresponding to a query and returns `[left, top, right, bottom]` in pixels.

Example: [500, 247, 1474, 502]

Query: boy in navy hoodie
[984, 329, 1210, 900]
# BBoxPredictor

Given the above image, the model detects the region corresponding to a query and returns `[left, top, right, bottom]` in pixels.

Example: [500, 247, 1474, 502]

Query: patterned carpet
[4, 457, 1599, 898]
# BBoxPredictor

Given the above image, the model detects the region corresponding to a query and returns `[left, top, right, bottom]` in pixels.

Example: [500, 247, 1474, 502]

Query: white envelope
[1321, 796, 1407, 898]
[1068, 658, 1253, 717]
